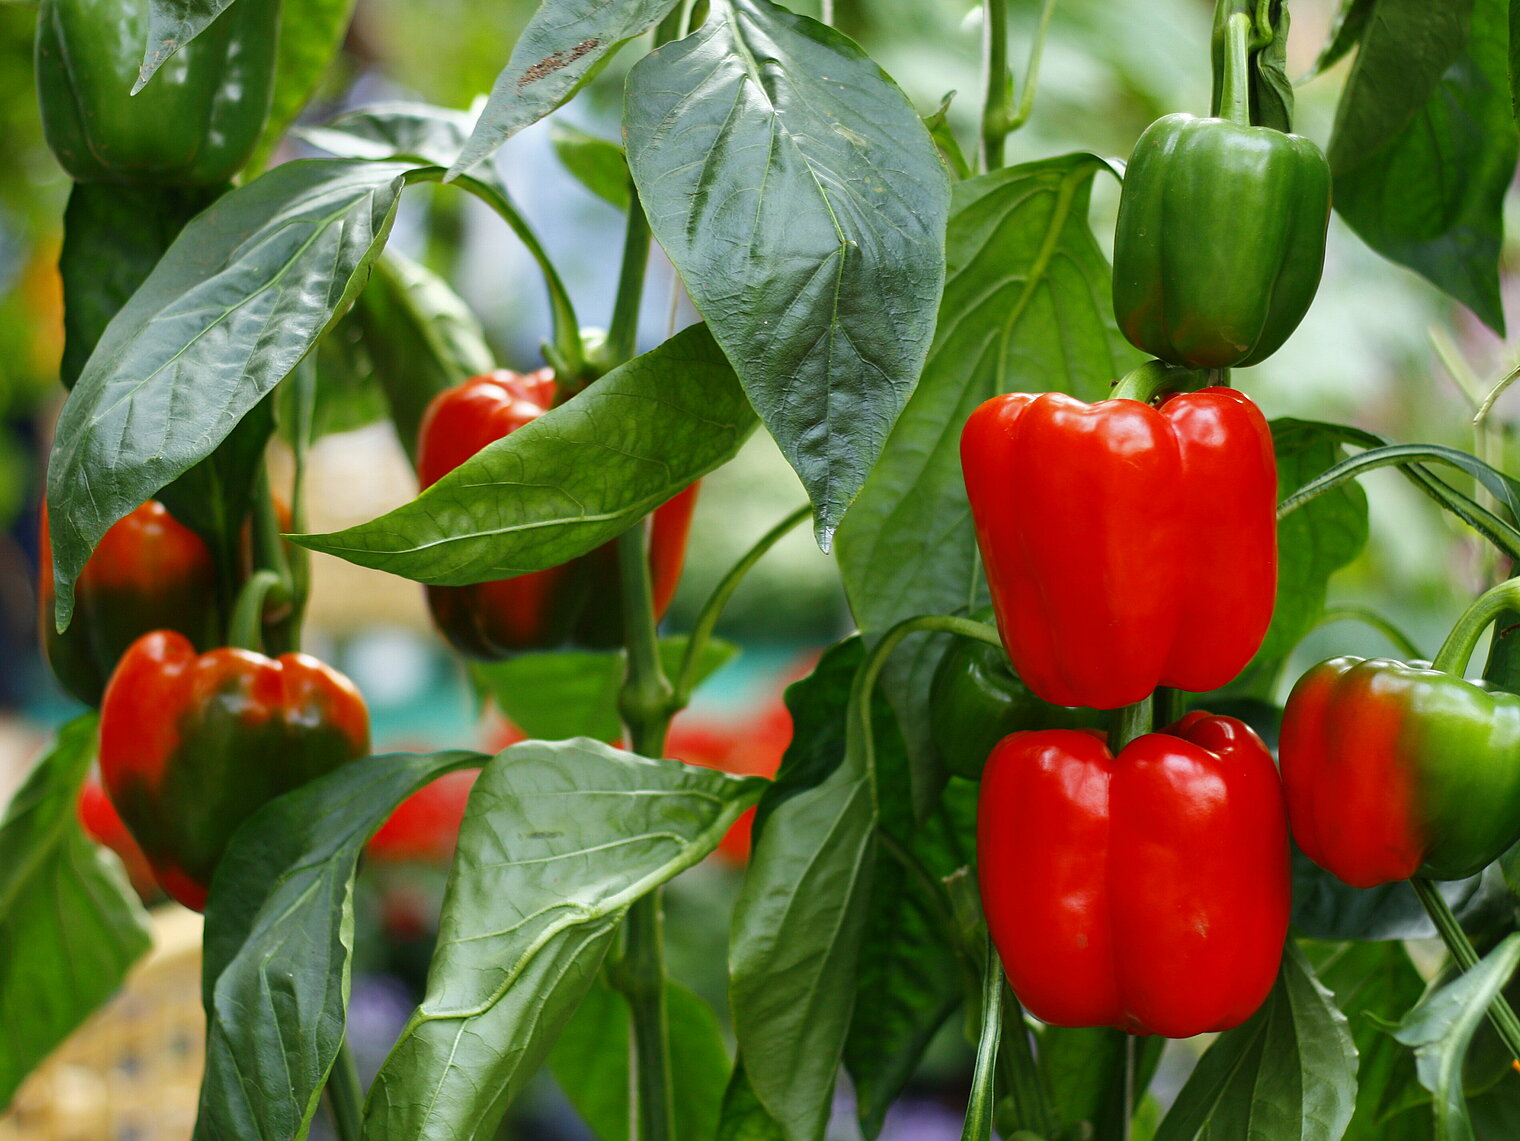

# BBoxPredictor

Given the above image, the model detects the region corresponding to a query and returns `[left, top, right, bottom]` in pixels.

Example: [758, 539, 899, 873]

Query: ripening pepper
[1280, 656, 1520, 888]
[929, 626, 1104, 780]
[39, 500, 218, 707]
[99, 630, 370, 910]
[978, 713, 1289, 1037]
[35, 0, 279, 185]
[1110, 113, 1331, 369]
[960, 386, 1277, 710]
[418, 369, 699, 658]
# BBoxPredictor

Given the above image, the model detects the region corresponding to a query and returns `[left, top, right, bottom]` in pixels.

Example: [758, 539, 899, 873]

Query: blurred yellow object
[0, 907, 202, 1141]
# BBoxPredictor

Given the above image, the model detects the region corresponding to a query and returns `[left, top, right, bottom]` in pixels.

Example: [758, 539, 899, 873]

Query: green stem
[450, 172, 585, 381]
[997, 988, 1056, 1136]
[673, 504, 812, 703]
[1003, 0, 1057, 134]
[980, 0, 1010, 172]
[1411, 877, 1520, 1064]
[250, 468, 298, 653]
[1111, 695, 1153, 752]
[1313, 606, 1423, 660]
[228, 570, 283, 654]
[324, 1037, 364, 1141]
[961, 933, 1004, 1141]
[1153, 685, 1185, 729]
[1109, 359, 1202, 404]
[605, 194, 653, 370]
[1218, 12, 1253, 127]
[1433, 577, 1520, 676]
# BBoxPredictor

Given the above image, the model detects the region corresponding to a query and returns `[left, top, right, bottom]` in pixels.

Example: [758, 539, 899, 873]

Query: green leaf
[716, 1059, 787, 1141]
[625, 0, 951, 548]
[46, 159, 415, 629]
[1309, 941, 1429, 1141]
[244, 0, 358, 175]
[0, 716, 152, 1111]
[732, 639, 891, 1141]
[140, 0, 234, 81]
[548, 975, 730, 1141]
[1039, 1026, 1164, 1140]
[448, 0, 682, 179]
[1332, 0, 1515, 333]
[1229, 419, 1370, 696]
[365, 741, 765, 1141]
[835, 154, 1135, 789]
[1301, 0, 1376, 83]
[923, 93, 973, 182]
[474, 636, 738, 743]
[1154, 945, 1357, 1141]
[303, 102, 479, 171]
[196, 750, 484, 1141]
[291, 324, 756, 583]
[58, 183, 219, 389]
[352, 250, 496, 466]
[550, 121, 632, 209]
[1395, 935, 1520, 1141]
[1294, 858, 1511, 943]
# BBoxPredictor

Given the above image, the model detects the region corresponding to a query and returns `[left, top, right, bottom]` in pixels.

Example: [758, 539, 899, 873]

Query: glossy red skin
[960, 388, 1277, 709]
[978, 713, 1290, 1037]
[417, 370, 698, 657]
[99, 630, 370, 911]
[39, 500, 218, 706]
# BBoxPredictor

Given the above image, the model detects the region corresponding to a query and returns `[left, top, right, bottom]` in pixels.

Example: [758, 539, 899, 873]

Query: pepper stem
[1218, 11, 1253, 127]
[1411, 877, 1520, 1065]
[1432, 577, 1520, 676]
[1111, 695, 1154, 752]
[960, 931, 1004, 1141]
[323, 1037, 364, 1141]
[1109, 359, 1203, 405]
[228, 570, 284, 654]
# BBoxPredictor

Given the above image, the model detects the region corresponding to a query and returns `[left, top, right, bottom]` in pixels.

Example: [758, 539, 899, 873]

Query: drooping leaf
[550, 121, 632, 209]
[1332, 0, 1515, 333]
[474, 636, 737, 743]
[365, 742, 764, 1141]
[625, 0, 951, 548]
[1301, 0, 1376, 83]
[1395, 935, 1520, 1141]
[139, 0, 235, 83]
[548, 975, 730, 1141]
[243, 0, 359, 175]
[0, 716, 152, 1111]
[352, 250, 496, 467]
[448, 0, 683, 179]
[291, 324, 756, 583]
[196, 749, 485, 1141]
[46, 159, 415, 629]
[1293, 859, 1510, 943]
[835, 154, 1134, 790]
[1154, 945, 1357, 1141]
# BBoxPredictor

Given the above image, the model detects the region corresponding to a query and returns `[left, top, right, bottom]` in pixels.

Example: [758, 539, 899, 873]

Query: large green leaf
[46, 159, 414, 628]
[291, 324, 756, 583]
[548, 975, 730, 1141]
[448, 0, 683, 179]
[835, 154, 1135, 785]
[353, 250, 496, 467]
[0, 716, 152, 1110]
[1395, 935, 1520, 1141]
[244, 0, 359, 174]
[365, 741, 765, 1141]
[474, 636, 737, 743]
[625, 0, 950, 548]
[1332, 0, 1515, 333]
[732, 639, 900, 1141]
[196, 749, 485, 1141]
[1154, 945, 1357, 1141]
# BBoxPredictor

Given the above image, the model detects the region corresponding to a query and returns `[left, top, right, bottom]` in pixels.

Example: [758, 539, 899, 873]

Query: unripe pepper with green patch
[35, 0, 279, 185]
[418, 369, 698, 659]
[1110, 12, 1330, 368]
[99, 630, 370, 910]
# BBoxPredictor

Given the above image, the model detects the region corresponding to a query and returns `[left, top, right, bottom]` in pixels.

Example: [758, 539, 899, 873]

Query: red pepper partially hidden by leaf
[960, 387, 1277, 709]
[417, 369, 698, 658]
[368, 770, 481, 864]
[978, 713, 1289, 1038]
[99, 630, 371, 911]
[39, 500, 218, 706]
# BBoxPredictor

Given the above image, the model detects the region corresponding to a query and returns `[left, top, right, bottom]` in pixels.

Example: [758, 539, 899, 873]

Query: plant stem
[605, 194, 653, 370]
[1411, 877, 1520, 1063]
[1003, 0, 1057, 134]
[1109, 359, 1203, 404]
[250, 467, 299, 653]
[324, 1037, 364, 1141]
[1432, 577, 1520, 676]
[227, 570, 283, 654]
[673, 504, 812, 702]
[1218, 12, 1253, 127]
[997, 988, 1055, 1136]
[1111, 695, 1153, 752]
[960, 932, 1004, 1141]
[980, 0, 1010, 172]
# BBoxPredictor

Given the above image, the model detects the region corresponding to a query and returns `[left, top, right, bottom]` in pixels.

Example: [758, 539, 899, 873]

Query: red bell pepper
[417, 369, 698, 658]
[39, 500, 218, 706]
[99, 630, 370, 910]
[960, 386, 1277, 709]
[978, 712, 1289, 1037]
